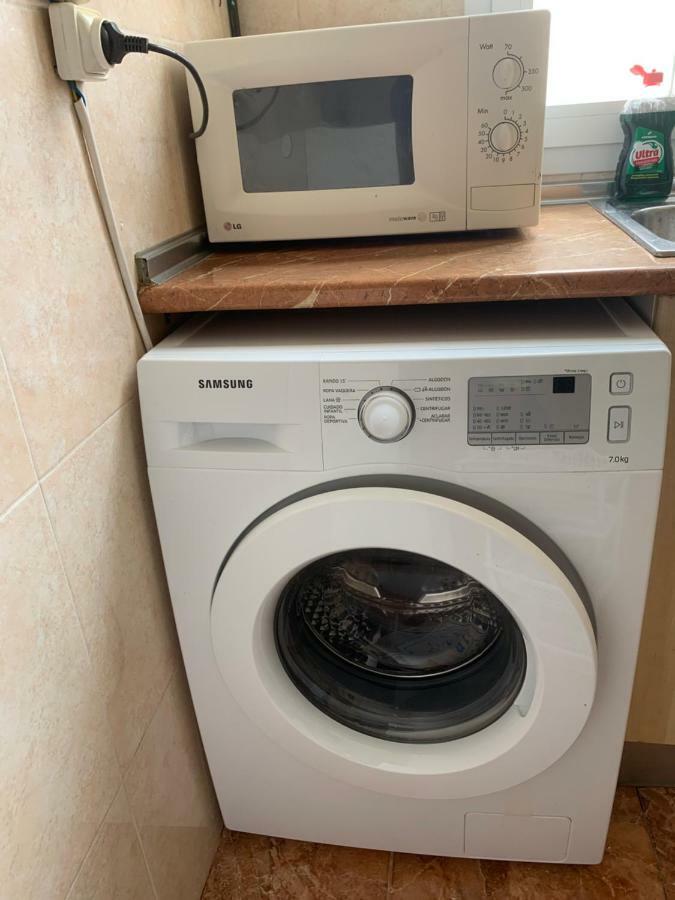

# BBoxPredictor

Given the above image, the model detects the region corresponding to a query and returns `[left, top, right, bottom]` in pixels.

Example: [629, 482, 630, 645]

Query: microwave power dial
[358, 387, 414, 443]
[489, 120, 522, 154]
[492, 55, 525, 92]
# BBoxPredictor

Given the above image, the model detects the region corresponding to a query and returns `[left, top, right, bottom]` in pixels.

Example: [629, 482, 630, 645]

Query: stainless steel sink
[632, 204, 675, 242]
[596, 198, 675, 256]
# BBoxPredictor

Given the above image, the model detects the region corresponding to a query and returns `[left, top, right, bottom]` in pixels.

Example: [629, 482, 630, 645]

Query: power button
[610, 373, 633, 394]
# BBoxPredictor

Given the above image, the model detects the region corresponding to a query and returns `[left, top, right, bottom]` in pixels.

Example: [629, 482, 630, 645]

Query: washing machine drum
[275, 548, 527, 743]
[211, 486, 597, 799]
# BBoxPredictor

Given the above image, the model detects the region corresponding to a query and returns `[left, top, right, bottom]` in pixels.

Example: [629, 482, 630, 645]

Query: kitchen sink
[632, 204, 675, 242]
[596, 198, 675, 256]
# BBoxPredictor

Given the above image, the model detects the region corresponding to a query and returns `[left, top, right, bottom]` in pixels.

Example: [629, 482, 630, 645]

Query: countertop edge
[139, 205, 675, 315]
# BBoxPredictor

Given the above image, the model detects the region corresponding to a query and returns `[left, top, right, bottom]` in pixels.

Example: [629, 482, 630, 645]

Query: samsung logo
[197, 379, 254, 389]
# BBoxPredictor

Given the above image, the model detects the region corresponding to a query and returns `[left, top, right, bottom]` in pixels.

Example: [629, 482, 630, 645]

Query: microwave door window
[233, 76, 415, 193]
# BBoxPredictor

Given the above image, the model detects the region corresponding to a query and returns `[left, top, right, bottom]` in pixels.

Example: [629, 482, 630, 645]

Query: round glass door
[211, 486, 597, 799]
[275, 548, 526, 743]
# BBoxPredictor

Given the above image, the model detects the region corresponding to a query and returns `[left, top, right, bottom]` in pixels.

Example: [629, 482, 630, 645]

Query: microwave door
[187, 17, 469, 241]
[233, 76, 415, 194]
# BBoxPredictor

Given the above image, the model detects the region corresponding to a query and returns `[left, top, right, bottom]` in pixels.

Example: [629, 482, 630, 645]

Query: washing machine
[138, 298, 670, 864]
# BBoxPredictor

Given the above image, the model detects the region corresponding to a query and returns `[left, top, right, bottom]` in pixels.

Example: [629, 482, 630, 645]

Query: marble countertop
[139, 204, 675, 314]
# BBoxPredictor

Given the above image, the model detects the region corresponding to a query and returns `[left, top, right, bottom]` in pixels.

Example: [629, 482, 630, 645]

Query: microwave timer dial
[479, 111, 528, 160]
[489, 120, 521, 154]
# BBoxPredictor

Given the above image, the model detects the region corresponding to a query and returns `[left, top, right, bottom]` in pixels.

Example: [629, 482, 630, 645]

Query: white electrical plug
[49, 2, 112, 81]
[48, 1, 208, 139]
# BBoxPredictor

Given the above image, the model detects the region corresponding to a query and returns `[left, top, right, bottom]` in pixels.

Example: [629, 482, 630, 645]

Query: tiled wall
[0, 2, 229, 897]
[240, 0, 465, 34]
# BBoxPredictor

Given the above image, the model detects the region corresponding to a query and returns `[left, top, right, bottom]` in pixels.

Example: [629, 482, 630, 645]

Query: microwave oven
[186, 9, 550, 243]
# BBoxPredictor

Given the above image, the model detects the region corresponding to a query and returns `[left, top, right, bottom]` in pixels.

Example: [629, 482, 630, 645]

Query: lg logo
[224, 221, 243, 232]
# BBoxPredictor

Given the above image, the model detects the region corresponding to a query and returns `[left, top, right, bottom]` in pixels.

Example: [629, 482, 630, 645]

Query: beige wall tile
[0, 5, 142, 475]
[67, 787, 155, 900]
[441, 0, 465, 14]
[0, 488, 121, 900]
[0, 2, 228, 897]
[298, 0, 442, 29]
[181, 1, 233, 42]
[125, 670, 222, 900]
[240, 0, 448, 33]
[81, 4, 229, 278]
[42, 400, 180, 769]
[0, 350, 36, 514]
[90, 0, 230, 43]
[240, 0, 300, 34]
[85, 52, 205, 277]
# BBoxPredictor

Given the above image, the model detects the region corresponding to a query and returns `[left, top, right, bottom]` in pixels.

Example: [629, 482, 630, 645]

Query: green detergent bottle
[614, 65, 675, 202]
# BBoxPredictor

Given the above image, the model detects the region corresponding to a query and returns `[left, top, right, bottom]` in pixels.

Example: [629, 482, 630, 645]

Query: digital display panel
[468, 374, 591, 446]
[552, 376, 576, 394]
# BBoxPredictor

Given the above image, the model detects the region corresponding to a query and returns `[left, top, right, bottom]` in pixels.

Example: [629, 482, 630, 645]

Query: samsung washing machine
[138, 299, 670, 864]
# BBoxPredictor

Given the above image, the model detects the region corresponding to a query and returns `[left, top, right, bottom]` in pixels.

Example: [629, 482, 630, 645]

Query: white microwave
[186, 9, 550, 243]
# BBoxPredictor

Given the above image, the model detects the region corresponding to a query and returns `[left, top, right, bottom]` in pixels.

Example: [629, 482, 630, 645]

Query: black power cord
[100, 21, 209, 139]
[224, 0, 241, 37]
[146, 43, 209, 139]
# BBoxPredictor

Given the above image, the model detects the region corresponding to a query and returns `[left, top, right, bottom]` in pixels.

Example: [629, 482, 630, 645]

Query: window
[466, 0, 675, 180]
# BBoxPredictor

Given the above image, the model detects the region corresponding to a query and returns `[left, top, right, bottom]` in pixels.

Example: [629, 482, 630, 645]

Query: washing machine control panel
[316, 346, 669, 473]
[467, 374, 592, 447]
[138, 299, 669, 475]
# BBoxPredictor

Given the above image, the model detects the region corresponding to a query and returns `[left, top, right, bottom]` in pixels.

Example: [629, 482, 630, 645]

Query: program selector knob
[358, 387, 415, 443]
[492, 55, 524, 91]
[489, 120, 521, 154]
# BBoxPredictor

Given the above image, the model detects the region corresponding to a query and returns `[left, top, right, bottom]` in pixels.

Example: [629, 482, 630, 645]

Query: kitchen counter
[139, 204, 675, 314]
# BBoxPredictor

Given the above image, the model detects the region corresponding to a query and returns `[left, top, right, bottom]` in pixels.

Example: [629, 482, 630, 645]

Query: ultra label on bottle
[628, 126, 666, 177]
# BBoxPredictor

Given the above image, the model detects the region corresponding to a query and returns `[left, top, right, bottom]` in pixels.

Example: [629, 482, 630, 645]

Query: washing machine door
[211, 487, 597, 800]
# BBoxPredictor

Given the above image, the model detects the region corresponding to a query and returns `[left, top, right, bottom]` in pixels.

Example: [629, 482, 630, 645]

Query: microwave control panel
[466, 10, 550, 229]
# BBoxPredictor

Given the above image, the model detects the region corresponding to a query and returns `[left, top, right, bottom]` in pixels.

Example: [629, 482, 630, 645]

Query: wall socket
[49, 2, 112, 82]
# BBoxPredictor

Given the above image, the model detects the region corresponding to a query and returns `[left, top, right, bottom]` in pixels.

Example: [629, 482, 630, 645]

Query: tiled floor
[201, 787, 675, 899]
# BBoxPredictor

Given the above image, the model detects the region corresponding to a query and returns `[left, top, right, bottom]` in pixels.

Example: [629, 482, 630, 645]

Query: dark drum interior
[274, 548, 527, 743]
